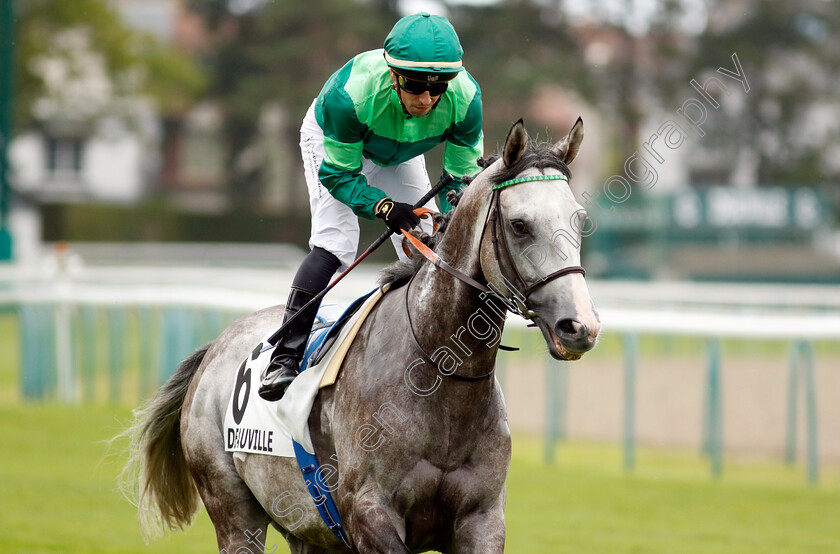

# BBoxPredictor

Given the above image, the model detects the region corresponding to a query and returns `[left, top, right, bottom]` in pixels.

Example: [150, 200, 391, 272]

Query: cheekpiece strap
[491, 173, 569, 191]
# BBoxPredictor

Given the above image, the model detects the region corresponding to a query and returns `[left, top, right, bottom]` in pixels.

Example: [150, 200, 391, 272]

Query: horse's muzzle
[556, 318, 594, 351]
[537, 316, 599, 361]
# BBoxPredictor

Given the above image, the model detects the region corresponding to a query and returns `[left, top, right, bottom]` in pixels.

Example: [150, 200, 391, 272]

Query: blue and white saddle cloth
[223, 288, 385, 547]
[224, 288, 379, 458]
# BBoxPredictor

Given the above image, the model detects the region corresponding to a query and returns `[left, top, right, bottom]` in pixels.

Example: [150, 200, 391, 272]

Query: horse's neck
[407, 189, 505, 378]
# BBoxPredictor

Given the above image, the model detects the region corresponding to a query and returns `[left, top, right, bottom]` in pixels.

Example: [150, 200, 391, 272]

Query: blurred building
[111, 0, 235, 213]
[561, 15, 840, 282]
[6, 0, 837, 279]
[9, 0, 227, 208]
[9, 25, 159, 205]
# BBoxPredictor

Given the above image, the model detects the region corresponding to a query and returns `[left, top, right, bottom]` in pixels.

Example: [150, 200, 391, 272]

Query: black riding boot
[258, 246, 341, 401]
[258, 287, 320, 401]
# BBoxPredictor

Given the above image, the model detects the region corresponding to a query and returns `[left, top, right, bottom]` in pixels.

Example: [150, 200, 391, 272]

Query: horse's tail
[119, 345, 208, 541]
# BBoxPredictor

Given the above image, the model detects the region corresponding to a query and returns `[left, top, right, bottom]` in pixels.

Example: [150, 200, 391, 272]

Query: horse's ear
[503, 119, 527, 168]
[552, 117, 584, 164]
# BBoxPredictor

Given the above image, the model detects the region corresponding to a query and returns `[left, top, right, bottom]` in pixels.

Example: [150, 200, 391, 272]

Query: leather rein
[401, 173, 586, 381]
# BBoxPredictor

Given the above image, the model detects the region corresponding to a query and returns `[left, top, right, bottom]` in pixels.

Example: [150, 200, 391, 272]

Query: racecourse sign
[673, 187, 826, 230]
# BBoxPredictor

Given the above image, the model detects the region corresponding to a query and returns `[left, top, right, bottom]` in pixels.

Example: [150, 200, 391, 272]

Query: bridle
[402, 172, 586, 381]
[486, 173, 586, 317]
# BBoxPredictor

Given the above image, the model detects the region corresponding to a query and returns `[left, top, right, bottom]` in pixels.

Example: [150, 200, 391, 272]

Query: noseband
[404, 173, 586, 318]
[486, 174, 586, 318]
[401, 173, 586, 380]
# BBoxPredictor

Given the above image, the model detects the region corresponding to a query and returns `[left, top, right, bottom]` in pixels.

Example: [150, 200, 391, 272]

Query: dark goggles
[396, 74, 449, 96]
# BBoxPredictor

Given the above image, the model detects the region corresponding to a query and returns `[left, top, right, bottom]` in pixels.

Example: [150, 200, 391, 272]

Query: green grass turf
[0, 403, 838, 553]
[0, 308, 19, 405]
[508, 439, 840, 553]
[1, 311, 839, 552]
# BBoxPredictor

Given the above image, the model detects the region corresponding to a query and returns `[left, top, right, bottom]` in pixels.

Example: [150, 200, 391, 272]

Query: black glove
[373, 198, 420, 234]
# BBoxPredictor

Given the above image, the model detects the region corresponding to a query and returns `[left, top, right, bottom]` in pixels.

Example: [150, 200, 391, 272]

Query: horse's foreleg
[447, 499, 506, 553]
[346, 493, 411, 553]
[284, 533, 338, 554]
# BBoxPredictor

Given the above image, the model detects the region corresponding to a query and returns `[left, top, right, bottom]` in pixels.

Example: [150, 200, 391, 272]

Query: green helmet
[384, 13, 464, 82]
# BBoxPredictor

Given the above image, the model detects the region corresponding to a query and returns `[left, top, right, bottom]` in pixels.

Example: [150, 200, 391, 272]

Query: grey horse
[122, 120, 600, 553]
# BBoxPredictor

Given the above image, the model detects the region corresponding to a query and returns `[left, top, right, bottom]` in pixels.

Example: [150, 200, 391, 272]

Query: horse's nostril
[556, 318, 585, 337]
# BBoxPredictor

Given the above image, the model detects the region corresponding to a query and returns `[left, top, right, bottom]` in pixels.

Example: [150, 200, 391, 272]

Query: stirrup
[258, 360, 299, 401]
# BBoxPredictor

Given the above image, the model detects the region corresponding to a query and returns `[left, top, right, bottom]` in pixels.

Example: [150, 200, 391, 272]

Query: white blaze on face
[502, 176, 584, 274]
[499, 175, 600, 346]
[569, 274, 601, 342]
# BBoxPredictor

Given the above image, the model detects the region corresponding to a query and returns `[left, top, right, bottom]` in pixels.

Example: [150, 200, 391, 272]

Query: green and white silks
[314, 49, 483, 217]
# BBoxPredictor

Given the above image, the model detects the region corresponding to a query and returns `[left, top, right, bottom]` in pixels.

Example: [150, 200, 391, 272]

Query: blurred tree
[686, 0, 840, 186]
[565, 0, 698, 176]
[449, 0, 697, 176]
[186, 0, 397, 207]
[447, 0, 592, 151]
[15, 0, 205, 126]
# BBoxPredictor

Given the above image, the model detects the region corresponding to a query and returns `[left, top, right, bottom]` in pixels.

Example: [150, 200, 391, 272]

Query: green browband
[491, 173, 569, 191]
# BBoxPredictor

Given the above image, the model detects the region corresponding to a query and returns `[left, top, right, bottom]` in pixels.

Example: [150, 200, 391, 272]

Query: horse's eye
[510, 219, 529, 235]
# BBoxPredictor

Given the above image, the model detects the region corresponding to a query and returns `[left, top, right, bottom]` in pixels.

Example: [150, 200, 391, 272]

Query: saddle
[298, 289, 376, 373]
[223, 286, 387, 458]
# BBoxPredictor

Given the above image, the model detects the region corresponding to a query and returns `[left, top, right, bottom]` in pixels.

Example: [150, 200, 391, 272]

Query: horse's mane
[378, 141, 571, 290]
[490, 140, 572, 183]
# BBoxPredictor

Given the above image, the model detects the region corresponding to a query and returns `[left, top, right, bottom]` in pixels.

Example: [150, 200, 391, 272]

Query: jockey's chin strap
[401, 173, 586, 322]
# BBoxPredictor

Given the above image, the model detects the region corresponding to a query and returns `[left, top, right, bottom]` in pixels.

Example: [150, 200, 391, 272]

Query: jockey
[259, 12, 484, 401]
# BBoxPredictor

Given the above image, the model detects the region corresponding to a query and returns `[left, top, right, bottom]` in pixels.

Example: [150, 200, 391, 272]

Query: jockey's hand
[374, 198, 421, 234]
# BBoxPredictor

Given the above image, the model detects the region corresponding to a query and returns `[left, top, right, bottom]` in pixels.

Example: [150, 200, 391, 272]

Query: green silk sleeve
[316, 74, 386, 219]
[318, 161, 387, 220]
[439, 86, 483, 213]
